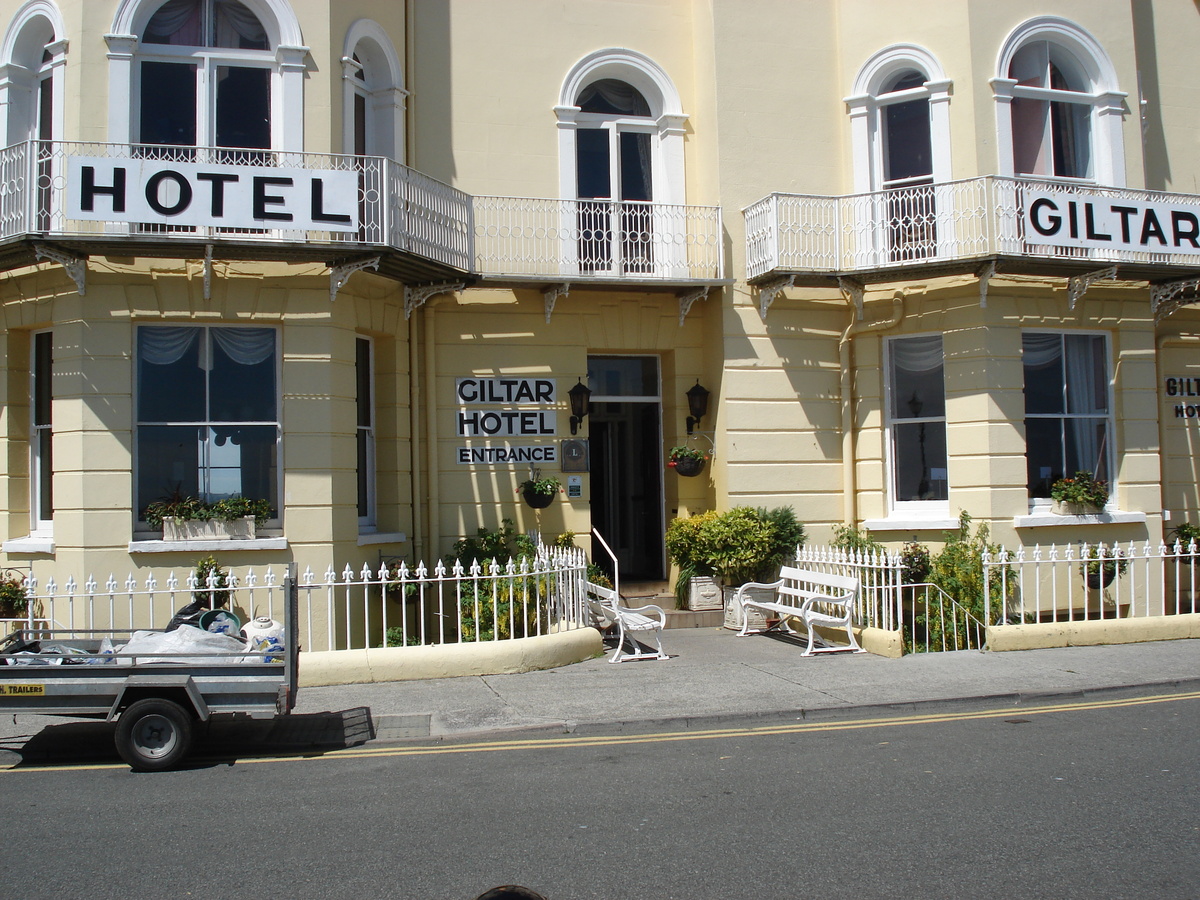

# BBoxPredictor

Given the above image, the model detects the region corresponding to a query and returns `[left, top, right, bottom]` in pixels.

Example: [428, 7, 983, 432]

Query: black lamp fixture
[686, 380, 710, 435]
[568, 378, 592, 435]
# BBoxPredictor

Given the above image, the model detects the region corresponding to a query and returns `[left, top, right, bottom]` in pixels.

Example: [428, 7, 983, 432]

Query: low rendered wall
[986, 613, 1200, 651]
[298, 627, 604, 687]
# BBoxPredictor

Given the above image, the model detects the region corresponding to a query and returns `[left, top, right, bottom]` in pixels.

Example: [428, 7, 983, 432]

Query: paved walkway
[296, 627, 1199, 740]
[1, 629, 1196, 762]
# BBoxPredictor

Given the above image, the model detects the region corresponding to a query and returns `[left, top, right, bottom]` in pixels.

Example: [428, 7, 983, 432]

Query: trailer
[0, 570, 299, 771]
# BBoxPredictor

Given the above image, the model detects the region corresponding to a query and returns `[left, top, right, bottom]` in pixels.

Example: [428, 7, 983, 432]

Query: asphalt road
[2, 688, 1196, 900]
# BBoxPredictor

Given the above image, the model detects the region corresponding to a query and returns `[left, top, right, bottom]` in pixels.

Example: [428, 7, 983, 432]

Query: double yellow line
[9, 689, 1197, 772]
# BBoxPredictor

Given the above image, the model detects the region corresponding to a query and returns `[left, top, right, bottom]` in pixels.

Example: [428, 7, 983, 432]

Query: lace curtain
[139, 326, 274, 368]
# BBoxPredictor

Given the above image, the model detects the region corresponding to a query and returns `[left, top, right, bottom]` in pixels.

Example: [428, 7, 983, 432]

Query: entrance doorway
[587, 355, 664, 581]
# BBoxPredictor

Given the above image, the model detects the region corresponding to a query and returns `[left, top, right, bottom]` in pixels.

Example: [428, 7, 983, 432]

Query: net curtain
[1023, 332, 1108, 480]
[144, 0, 268, 48]
[138, 325, 275, 371]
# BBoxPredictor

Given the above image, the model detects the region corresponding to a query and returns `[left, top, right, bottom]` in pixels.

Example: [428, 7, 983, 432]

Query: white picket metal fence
[983, 540, 1200, 625]
[3, 547, 592, 654]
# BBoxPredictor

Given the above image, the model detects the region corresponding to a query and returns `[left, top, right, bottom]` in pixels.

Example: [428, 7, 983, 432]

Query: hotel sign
[65, 157, 359, 232]
[1024, 189, 1200, 256]
[456, 376, 559, 465]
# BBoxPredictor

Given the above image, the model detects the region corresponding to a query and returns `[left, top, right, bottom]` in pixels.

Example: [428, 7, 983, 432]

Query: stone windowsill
[1013, 509, 1147, 528]
[2, 535, 55, 554]
[129, 537, 289, 553]
[357, 531, 408, 546]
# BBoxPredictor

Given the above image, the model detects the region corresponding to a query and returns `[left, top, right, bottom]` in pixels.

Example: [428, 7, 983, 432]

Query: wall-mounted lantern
[686, 380, 710, 435]
[568, 378, 592, 435]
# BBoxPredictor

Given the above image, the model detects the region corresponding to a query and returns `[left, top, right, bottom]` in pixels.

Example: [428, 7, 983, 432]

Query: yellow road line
[7, 689, 1197, 772]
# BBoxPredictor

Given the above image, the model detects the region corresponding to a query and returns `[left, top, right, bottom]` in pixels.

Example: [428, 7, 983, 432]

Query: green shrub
[702, 506, 806, 587]
[831, 525, 885, 555]
[0, 571, 29, 617]
[927, 512, 1013, 626]
[192, 555, 230, 607]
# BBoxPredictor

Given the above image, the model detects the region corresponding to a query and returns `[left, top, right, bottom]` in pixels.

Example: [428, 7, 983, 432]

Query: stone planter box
[163, 516, 256, 541]
[723, 584, 775, 631]
[1052, 499, 1102, 516]
[686, 575, 722, 611]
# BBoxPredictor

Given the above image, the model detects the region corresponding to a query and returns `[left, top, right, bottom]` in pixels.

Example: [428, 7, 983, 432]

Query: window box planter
[162, 516, 256, 542]
[1051, 500, 1102, 516]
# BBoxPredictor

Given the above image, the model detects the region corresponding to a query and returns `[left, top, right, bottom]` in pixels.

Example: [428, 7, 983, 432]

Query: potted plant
[517, 475, 562, 509]
[667, 445, 708, 477]
[143, 492, 273, 541]
[699, 506, 806, 629]
[1168, 522, 1200, 564]
[666, 510, 721, 610]
[1079, 544, 1127, 589]
[1050, 471, 1109, 515]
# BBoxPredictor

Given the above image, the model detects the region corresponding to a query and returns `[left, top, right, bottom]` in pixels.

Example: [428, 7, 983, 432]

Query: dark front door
[587, 356, 664, 581]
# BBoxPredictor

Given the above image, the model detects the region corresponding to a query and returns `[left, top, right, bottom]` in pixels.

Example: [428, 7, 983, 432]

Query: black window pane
[893, 421, 948, 501]
[357, 429, 370, 517]
[1065, 418, 1109, 483]
[1023, 333, 1064, 414]
[884, 98, 932, 183]
[208, 328, 275, 422]
[890, 335, 944, 419]
[619, 132, 652, 201]
[216, 66, 270, 149]
[356, 338, 372, 427]
[587, 356, 658, 397]
[138, 327, 204, 422]
[140, 61, 197, 146]
[137, 425, 201, 513]
[1025, 417, 1064, 497]
[576, 129, 610, 199]
[33, 331, 51, 426]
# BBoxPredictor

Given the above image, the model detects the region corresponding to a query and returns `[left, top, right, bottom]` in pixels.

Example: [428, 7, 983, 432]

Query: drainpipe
[424, 303, 440, 558]
[409, 307, 424, 561]
[1155, 331, 1200, 526]
[840, 293, 905, 526]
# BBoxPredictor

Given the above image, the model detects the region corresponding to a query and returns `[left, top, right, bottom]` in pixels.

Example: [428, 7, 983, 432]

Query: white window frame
[133, 324, 282, 532]
[1022, 329, 1114, 510]
[0, 0, 67, 146]
[30, 328, 52, 536]
[883, 334, 949, 519]
[105, 0, 308, 151]
[356, 335, 376, 531]
[846, 44, 952, 195]
[341, 18, 405, 161]
[991, 16, 1127, 187]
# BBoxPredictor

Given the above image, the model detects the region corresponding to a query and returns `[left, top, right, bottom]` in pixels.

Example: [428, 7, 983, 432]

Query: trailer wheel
[115, 698, 194, 771]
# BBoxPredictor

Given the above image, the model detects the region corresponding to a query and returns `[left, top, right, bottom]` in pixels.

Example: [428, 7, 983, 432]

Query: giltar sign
[456, 377, 559, 464]
[65, 157, 359, 232]
[1024, 189, 1200, 256]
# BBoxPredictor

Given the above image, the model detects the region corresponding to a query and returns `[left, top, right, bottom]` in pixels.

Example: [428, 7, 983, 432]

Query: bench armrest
[732, 579, 784, 600]
[619, 603, 666, 626]
[798, 592, 854, 613]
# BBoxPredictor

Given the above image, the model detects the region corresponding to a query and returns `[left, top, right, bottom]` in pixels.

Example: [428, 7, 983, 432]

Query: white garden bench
[734, 566, 865, 656]
[585, 583, 668, 663]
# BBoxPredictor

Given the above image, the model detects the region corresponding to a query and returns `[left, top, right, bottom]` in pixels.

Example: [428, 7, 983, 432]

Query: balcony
[471, 195, 724, 287]
[745, 176, 1200, 293]
[0, 141, 725, 297]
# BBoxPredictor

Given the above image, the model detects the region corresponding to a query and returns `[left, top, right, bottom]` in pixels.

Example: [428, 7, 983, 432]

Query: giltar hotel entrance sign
[1024, 188, 1200, 255]
[65, 157, 359, 231]
[456, 377, 559, 466]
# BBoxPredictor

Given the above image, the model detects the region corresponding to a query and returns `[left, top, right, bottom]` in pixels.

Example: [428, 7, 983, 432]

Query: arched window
[556, 50, 687, 276]
[106, 0, 307, 151]
[342, 19, 405, 161]
[0, 0, 67, 146]
[847, 46, 952, 262]
[993, 17, 1126, 185]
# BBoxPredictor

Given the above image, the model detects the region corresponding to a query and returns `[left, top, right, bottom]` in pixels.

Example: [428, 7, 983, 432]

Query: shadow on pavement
[0, 707, 376, 769]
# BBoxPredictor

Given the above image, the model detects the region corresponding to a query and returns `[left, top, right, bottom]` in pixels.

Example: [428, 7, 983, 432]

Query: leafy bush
[927, 512, 1012, 626]
[443, 519, 547, 642]
[192, 555, 230, 607]
[448, 518, 537, 568]
[900, 541, 931, 585]
[702, 506, 806, 587]
[831, 525, 885, 555]
[0, 571, 29, 617]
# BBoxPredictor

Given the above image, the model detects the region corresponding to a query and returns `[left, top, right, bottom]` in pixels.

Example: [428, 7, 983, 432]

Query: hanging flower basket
[522, 487, 556, 509]
[672, 455, 706, 477]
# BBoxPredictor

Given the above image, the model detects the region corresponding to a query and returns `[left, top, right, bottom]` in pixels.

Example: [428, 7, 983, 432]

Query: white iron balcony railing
[472, 195, 724, 282]
[745, 175, 1200, 281]
[0, 140, 472, 273]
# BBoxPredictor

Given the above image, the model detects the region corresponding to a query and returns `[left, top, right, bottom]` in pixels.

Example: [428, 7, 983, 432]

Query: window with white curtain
[136, 325, 279, 523]
[136, 0, 272, 150]
[1022, 332, 1110, 499]
[887, 335, 948, 506]
[1008, 41, 1092, 179]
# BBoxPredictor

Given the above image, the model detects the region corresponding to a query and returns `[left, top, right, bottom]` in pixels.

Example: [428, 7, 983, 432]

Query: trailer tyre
[115, 698, 194, 771]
